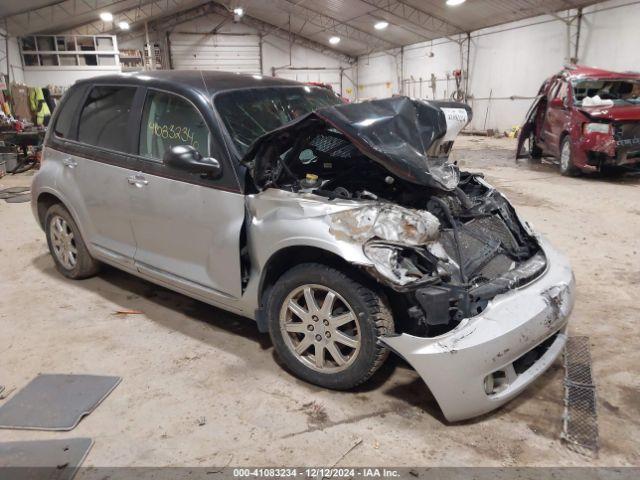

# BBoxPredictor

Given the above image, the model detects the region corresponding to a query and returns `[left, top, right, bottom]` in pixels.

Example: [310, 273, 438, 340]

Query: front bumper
[381, 236, 575, 422]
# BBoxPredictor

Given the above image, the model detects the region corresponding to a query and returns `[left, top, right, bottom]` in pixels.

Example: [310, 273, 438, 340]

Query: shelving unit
[119, 49, 144, 72]
[19, 35, 120, 70]
[143, 42, 163, 70]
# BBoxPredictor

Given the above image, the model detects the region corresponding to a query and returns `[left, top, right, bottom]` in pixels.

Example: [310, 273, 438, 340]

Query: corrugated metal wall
[169, 33, 260, 74]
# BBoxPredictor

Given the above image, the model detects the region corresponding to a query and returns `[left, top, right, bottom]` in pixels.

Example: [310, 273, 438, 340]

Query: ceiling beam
[358, 0, 465, 42]
[2, 0, 139, 35]
[263, 0, 399, 52]
[64, 0, 205, 35]
[122, 1, 356, 64]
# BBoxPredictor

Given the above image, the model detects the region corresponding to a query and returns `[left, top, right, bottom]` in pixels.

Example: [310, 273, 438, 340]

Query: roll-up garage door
[169, 33, 260, 74]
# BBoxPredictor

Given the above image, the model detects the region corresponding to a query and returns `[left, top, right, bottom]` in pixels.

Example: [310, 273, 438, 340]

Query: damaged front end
[244, 97, 546, 335]
[243, 97, 574, 421]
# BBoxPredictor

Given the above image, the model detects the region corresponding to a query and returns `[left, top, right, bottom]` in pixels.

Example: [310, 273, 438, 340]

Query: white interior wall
[357, 0, 640, 132]
[579, 0, 640, 70]
[21, 67, 122, 88]
[118, 13, 356, 100]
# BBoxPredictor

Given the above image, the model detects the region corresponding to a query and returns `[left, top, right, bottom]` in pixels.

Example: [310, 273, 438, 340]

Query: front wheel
[267, 263, 394, 390]
[559, 136, 580, 176]
[525, 132, 542, 160]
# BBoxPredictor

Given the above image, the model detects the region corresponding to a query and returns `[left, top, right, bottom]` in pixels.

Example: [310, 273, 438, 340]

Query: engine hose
[430, 196, 468, 284]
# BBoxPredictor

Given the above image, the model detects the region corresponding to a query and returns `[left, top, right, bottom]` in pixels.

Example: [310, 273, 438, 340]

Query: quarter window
[139, 91, 209, 161]
[53, 86, 84, 139]
[77, 86, 136, 152]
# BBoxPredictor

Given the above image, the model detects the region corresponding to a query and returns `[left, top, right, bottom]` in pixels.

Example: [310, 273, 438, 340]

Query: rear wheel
[267, 263, 394, 390]
[559, 136, 580, 176]
[45, 204, 100, 279]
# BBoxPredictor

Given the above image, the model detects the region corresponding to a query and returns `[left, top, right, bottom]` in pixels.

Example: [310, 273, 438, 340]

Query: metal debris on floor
[0, 374, 121, 431]
[561, 336, 599, 456]
[0, 186, 30, 202]
[0, 438, 93, 480]
[4, 193, 31, 203]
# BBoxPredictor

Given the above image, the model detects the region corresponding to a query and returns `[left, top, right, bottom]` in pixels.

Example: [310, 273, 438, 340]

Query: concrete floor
[0, 136, 638, 467]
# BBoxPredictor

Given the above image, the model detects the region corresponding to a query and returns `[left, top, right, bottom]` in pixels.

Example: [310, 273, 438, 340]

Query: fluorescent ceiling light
[374, 21, 389, 30]
[446, 0, 466, 5]
[118, 21, 130, 30]
[99, 12, 113, 22]
[233, 7, 244, 17]
[329, 36, 341, 44]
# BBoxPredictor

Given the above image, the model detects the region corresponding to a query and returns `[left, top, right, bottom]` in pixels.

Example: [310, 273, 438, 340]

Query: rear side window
[139, 90, 210, 161]
[53, 87, 84, 139]
[77, 86, 136, 152]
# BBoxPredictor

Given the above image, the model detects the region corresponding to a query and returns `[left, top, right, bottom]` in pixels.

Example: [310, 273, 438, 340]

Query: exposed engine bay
[243, 97, 545, 337]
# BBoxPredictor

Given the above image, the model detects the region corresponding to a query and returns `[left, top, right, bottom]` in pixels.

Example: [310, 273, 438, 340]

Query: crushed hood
[242, 96, 472, 191]
[578, 104, 640, 122]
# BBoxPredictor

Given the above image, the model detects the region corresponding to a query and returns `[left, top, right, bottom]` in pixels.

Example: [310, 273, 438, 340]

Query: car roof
[562, 65, 640, 81]
[73, 70, 303, 96]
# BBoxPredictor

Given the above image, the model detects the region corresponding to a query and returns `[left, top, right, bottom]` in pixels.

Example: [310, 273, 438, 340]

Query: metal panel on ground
[169, 33, 260, 74]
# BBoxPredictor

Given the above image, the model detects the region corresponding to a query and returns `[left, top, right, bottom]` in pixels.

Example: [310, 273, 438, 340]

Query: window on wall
[77, 86, 136, 152]
[139, 91, 210, 161]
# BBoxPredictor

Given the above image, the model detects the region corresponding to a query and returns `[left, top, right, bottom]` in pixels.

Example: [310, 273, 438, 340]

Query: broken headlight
[330, 205, 440, 245]
[364, 242, 439, 287]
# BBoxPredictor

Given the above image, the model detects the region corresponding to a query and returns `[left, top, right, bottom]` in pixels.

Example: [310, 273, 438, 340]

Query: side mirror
[163, 145, 222, 179]
[549, 97, 565, 109]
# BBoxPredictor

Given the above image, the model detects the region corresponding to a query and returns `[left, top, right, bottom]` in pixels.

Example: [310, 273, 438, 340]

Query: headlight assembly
[364, 242, 440, 287]
[583, 122, 612, 134]
[330, 205, 440, 245]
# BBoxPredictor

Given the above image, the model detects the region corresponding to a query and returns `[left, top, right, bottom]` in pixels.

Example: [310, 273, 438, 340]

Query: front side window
[139, 90, 210, 161]
[215, 86, 343, 156]
[77, 86, 136, 152]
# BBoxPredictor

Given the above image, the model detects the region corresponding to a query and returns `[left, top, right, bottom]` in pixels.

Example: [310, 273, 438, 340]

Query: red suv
[517, 65, 640, 175]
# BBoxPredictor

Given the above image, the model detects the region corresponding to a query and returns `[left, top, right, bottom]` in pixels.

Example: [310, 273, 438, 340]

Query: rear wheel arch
[37, 192, 64, 228]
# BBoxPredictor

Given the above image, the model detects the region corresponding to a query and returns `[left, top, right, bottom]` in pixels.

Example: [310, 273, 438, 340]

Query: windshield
[215, 86, 343, 155]
[572, 78, 640, 106]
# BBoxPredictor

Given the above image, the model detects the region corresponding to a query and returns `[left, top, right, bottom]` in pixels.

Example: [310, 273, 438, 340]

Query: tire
[559, 136, 580, 176]
[267, 263, 394, 390]
[526, 132, 542, 160]
[45, 204, 100, 279]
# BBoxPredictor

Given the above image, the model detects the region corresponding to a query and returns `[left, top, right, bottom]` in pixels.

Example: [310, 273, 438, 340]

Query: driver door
[129, 89, 245, 304]
[541, 80, 570, 156]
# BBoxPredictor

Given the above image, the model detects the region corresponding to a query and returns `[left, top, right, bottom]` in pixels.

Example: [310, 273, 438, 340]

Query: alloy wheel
[561, 140, 571, 171]
[279, 284, 361, 373]
[50, 215, 78, 270]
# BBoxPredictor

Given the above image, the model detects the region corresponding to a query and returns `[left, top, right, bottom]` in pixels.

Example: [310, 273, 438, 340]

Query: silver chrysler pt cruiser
[32, 71, 575, 421]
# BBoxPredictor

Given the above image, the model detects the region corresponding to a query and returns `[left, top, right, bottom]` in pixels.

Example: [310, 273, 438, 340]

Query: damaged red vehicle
[517, 65, 640, 175]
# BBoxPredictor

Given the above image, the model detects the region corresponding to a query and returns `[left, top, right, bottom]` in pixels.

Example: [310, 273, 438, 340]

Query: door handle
[62, 158, 78, 168]
[127, 174, 148, 187]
